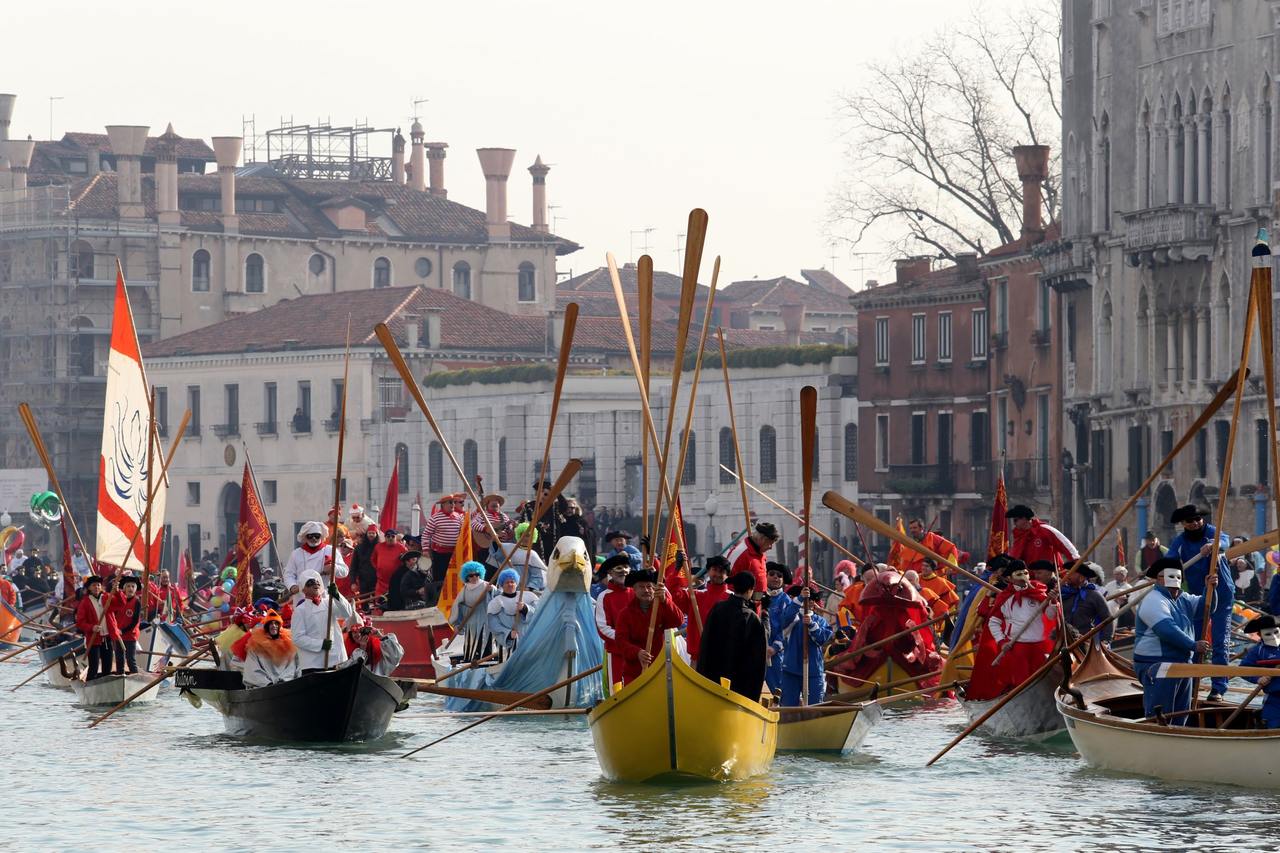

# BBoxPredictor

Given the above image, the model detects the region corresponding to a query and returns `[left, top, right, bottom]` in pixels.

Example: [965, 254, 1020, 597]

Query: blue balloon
[219, 602, 231, 613]
[222, 579, 235, 592]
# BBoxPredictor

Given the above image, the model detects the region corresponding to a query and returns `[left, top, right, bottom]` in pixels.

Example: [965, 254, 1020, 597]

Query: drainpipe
[1255, 488, 1267, 536]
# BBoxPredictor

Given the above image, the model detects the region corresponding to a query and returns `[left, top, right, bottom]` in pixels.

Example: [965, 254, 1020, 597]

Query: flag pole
[141, 386, 157, 615]
[323, 317, 353, 669]
[243, 446, 280, 571]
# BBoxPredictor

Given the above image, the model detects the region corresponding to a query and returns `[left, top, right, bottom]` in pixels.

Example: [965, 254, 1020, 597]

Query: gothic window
[453, 261, 471, 299]
[192, 249, 211, 292]
[373, 257, 392, 289]
[518, 262, 536, 302]
[759, 425, 777, 484]
[844, 422, 858, 482]
[463, 439, 478, 484]
[719, 427, 736, 484]
[395, 443, 410, 493]
[682, 431, 696, 485]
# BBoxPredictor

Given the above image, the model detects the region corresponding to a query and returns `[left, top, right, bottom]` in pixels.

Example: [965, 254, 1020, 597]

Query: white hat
[298, 568, 323, 589]
[297, 521, 327, 543]
[349, 503, 364, 516]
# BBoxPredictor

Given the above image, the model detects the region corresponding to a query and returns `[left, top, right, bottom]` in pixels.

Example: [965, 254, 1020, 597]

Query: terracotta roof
[558, 292, 677, 322]
[720, 276, 853, 312]
[982, 222, 1063, 260]
[560, 264, 699, 297]
[848, 262, 983, 305]
[57, 131, 215, 161]
[799, 268, 852, 296]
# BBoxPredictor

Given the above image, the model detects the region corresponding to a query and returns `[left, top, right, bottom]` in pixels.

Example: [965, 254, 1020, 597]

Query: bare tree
[831, 2, 1062, 265]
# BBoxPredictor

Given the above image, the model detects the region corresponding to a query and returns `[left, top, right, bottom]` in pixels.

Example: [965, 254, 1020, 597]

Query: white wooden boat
[71, 673, 160, 707]
[136, 622, 192, 674]
[1056, 644, 1279, 788]
[960, 665, 1066, 741]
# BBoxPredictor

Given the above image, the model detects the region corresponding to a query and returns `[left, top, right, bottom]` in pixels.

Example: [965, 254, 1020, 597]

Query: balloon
[1267, 550, 1280, 568]
[211, 595, 223, 607]
[219, 602, 231, 613]
[222, 579, 236, 592]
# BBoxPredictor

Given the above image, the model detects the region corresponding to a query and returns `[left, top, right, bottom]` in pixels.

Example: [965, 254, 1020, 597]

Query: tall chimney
[391, 128, 406, 185]
[894, 256, 932, 285]
[0, 94, 14, 141]
[529, 155, 550, 232]
[211, 136, 242, 233]
[476, 148, 516, 243]
[1012, 144, 1051, 242]
[0, 139, 34, 189]
[105, 125, 149, 219]
[155, 123, 181, 225]
[426, 142, 448, 197]
[779, 302, 806, 347]
[408, 120, 426, 192]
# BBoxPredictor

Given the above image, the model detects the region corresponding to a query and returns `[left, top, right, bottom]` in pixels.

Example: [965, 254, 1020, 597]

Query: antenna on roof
[827, 242, 839, 275]
[549, 204, 565, 233]
[242, 114, 259, 164]
[410, 96, 428, 126]
[629, 226, 655, 263]
[675, 232, 686, 271]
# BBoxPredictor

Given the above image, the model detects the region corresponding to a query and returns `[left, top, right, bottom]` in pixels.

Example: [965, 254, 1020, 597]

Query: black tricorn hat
[1145, 556, 1184, 579]
[1005, 504, 1035, 520]
[599, 554, 631, 574]
[399, 549, 423, 563]
[624, 569, 659, 588]
[765, 561, 793, 585]
[1244, 614, 1279, 634]
[1170, 504, 1206, 525]
[1072, 563, 1101, 582]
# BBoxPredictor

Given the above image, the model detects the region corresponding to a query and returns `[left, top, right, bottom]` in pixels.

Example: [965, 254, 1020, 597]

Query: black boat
[176, 663, 406, 742]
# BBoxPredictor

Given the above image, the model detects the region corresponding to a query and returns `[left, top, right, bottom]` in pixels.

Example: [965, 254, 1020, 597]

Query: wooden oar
[868, 679, 963, 705]
[1162, 663, 1280, 679]
[719, 465, 863, 564]
[0, 634, 50, 664]
[799, 385, 817, 705]
[1218, 681, 1266, 729]
[435, 652, 498, 685]
[10, 650, 77, 691]
[323, 317, 354, 669]
[1105, 579, 1153, 602]
[418, 708, 589, 718]
[487, 460, 583, 579]
[822, 492, 996, 592]
[716, 328, 753, 538]
[1227, 531, 1278, 561]
[408, 681, 553, 710]
[825, 611, 950, 669]
[638, 255, 654, 561]
[86, 644, 211, 728]
[401, 663, 602, 758]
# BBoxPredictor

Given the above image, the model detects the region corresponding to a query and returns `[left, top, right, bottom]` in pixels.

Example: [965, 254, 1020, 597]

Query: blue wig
[497, 568, 520, 586]
[460, 561, 485, 581]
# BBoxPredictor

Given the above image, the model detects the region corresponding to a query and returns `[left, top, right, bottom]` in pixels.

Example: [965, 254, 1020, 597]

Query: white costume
[449, 581, 495, 661]
[988, 592, 1051, 644]
[241, 633, 301, 687]
[283, 522, 348, 603]
[487, 591, 539, 651]
[290, 569, 357, 670]
[486, 544, 547, 591]
[349, 633, 405, 677]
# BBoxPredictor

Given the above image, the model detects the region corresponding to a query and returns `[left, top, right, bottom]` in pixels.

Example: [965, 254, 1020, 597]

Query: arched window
[71, 240, 94, 279]
[844, 422, 858, 482]
[719, 427, 736, 484]
[682, 430, 696, 485]
[70, 317, 95, 377]
[373, 257, 392, 289]
[463, 439, 478, 484]
[245, 253, 265, 293]
[428, 441, 443, 493]
[517, 262, 536, 302]
[759, 425, 777, 483]
[191, 249, 211, 292]
[395, 443, 410, 494]
[498, 437, 508, 490]
[452, 261, 471, 299]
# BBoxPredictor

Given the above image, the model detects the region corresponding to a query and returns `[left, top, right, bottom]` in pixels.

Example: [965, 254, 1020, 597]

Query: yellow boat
[776, 701, 881, 753]
[829, 658, 934, 700]
[587, 632, 777, 783]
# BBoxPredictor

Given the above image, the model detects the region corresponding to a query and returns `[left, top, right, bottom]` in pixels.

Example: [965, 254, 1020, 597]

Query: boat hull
[39, 636, 84, 689]
[830, 658, 934, 700]
[960, 667, 1063, 741]
[70, 673, 160, 707]
[587, 636, 777, 783]
[777, 702, 881, 753]
[180, 663, 404, 742]
[370, 608, 453, 679]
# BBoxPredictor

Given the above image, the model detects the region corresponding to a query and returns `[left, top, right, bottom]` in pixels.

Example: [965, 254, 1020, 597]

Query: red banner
[381, 466, 399, 533]
[230, 462, 272, 607]
[987, 471, 1008, 559]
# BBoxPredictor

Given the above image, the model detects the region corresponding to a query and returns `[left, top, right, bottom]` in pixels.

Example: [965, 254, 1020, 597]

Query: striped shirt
[422, 510, 464, 553]
[472, 509, 512, 541]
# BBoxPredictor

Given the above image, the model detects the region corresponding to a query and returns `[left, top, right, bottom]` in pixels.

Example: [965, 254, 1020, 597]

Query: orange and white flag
[95, 264, 166, 572]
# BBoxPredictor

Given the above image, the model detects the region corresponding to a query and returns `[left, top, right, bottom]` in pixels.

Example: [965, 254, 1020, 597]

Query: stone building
[1049, 1, 1280, 548]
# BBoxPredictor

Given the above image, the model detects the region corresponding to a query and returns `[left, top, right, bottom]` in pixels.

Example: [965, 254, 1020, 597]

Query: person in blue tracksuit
[771, 582, 834, 706]
[1166, 504, 1234, 699]
[1240, 614, 1280, 728]
[762, 563, 792, 696]
[1133, 556, 1209, 723]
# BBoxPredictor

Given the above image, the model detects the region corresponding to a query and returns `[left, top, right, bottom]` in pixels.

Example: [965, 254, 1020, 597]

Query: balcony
[289, 416, 312, 434]
[255, 421, 278, 436]
[323, 416, 344, 433]
[1004, 456, 1052, 495]
[184, 423, 202, 439]
[1121, 205, 1215, 265]
[1036, 238, 1095, 293]
[886, 463, 955, 495]
[211, 423, 239, 439]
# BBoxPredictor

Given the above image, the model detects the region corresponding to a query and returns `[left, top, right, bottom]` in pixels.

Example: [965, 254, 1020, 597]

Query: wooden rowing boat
[587, 632, 777, 782]
[71, 672, 161, 707]
[776, 701, 881, 753]
[829, 658, 934, 700]
[1056, 643, 1280, 788]
[959, 665, 1065, 742]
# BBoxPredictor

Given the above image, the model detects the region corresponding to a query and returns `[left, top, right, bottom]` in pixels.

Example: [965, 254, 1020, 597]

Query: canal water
[0, 660, 1275, 852]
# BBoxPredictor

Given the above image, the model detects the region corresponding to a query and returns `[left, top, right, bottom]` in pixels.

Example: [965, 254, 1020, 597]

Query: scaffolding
[259, 118, 397, 181]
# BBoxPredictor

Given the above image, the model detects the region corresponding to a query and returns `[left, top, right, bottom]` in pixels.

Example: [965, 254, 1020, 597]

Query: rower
[1006, 504, 1079, 571]
[283, 521, 349, 604]
[1240, 614, 1280, 728]
[771, 580, 834, 706]
[1133, 556, 1209, 723]
[609, 568, 682, 686]
[762, 562, 792, 696]
[727, 522, 780, 608]
[986, 560, 1057, 694]
[1060, 563, 1113, 648]
[1167, 504, 1234, 701]
[600, 530, 643, 574]
[291, 569, 356, 671]
[487, 568, 538, 659]
[106, 574, 144, 674]
[696, 571, 766, 700]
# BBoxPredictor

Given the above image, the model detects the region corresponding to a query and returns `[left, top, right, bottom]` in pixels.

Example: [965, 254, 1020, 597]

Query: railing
[289, 416, 312, 434]
[886, 463, 955, 495]
[185, 423, 202, 439]
[1004, 456, 1051, 493]
[1121, 205, 1214, 253]
[255, 421, 278, 436]
[211, 423, 240, 439]
[323, 416, 344, 433]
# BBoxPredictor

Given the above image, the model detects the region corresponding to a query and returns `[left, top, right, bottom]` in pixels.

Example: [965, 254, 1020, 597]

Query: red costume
[962, 591, 1005, 701]
[1009, 520, 1079, 571]
[830, 569, 941, 690]
[106, 592, 144, 641]
[595, 581, 632, 686]
[984, 581, 1057, 695]
[609, 590, 683, 685]
[75, 593, 119, 647]
[372, 540, 408, 596]
[896, 531, 960, 576]
[725, 537, 767, 603]
[343, 630, 384, 667]
[667, 567, 730, 662]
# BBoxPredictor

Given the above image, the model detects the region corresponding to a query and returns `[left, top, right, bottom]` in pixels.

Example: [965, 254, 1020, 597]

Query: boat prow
[960, 665, 1066, 742]
[71, 673, 160, 707]
[371, 606, 453, 679]
[587, 633, 777, 783]
[776, 701, 882, 753]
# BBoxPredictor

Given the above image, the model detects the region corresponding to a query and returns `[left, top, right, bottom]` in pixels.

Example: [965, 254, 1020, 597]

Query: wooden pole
[1252, 239, 1280, 552]
[1218, 681, 1266, 730]
[140, 387, 157, 615]
[17, 403, 91, 560]
[323, 317, 353, 669]
[487, 460, 583, 579]
[87, 644, 211, 728]
[799, 385, 817, 705]
[638, 255, 654, 561]
[719, 465, 863, 564]
[717, 328, 752, 536]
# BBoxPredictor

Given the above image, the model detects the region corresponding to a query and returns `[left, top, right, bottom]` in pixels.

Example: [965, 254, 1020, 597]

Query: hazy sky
[8, 0, 1025, 288]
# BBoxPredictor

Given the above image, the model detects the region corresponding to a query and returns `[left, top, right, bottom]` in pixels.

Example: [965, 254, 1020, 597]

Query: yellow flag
[436, 510, 472, 614]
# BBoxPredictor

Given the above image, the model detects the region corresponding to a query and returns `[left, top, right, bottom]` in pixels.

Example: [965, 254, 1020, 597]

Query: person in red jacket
[106, 574, 145, 674]
[594, 554, 633, 687]
[75, 575, 119, 680]
[1006, 505, 1079, 572]
[725, 522, 779, 607]
[609, 569, 683, 685]
[371, 528, 409, 599]
[668, 555, 731, 664]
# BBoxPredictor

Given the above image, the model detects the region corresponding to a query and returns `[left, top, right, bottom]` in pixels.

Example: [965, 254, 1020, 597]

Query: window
[682, 430, 697, 485]
[874, 317, 890, 366]
[498, 437, 508, 490]
[333, 478, 347, 502]
[225, 384, 239, 431]
[875, 413, 890, 472]
[298, 380, 311, 418]
[911, 313, 926, 364]
[188, 386, 201, 431]
[261, 382, 277, 430]
[308, 253, 326, 276]
[187, 524, 202, 557]
[373, 257, 392, 289]
[995, 279, 1008, 333]
[453, 261, 471, 299]
[1214, 420, 1230, 474]
[192, 249, 210, 292]
[463, 439, 479, 484]
[719, 427, 736, 484]
[1038, 281, 1051, 333]
[70, 240, 94, 279]
[972, 309, 988, 359]
[937, 312, 952, 362]
[331, 379, 344, 421]
[186, 482, 200, 506]
[415, 257, 433, 278]
[759, 425, 777, 484]
[938, 412, 953, 467]
[245, 253, 265, 293]
[155, 387, 169, 437]
[263, 480, 277, 504]
[394, 443, 410, 494]
[1195, 428, 1208, 478]
[428, 441, 443, 493]
[1066, 302, 1077, 364]
[997, 396, 1009, 456]
[970, 410, 989, 464]
[843, 422, 858, 482]
[910, 413, 926, 465]
[236, 197, 278, 213]
[518, 262, 537, 302]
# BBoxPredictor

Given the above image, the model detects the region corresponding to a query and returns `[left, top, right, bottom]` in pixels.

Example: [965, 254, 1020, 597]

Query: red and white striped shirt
[422, 510, 464, 553]
[472, 509, 512, 541]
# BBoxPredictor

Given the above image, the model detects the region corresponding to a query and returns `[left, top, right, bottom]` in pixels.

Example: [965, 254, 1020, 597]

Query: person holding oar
[1133, 556, 1210, 723]
[762, 562, 792, 697]
[1239, 614, 1280, 728]
[608, 569, 681, 685]
[986, 560, 1058, 695]
[1167, 504, 1235, 701]
[771, 580, 833, 706]
[449, 561, 495, 663]
[291, 569, 356, 671]
[487, 568, 537, 660]
[1059, 563, 1113, 649]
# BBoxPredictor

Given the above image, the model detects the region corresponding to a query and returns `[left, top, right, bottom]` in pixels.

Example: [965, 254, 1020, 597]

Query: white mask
[1159, 569, 1182, 589]
[1262, 628, 1280, 648]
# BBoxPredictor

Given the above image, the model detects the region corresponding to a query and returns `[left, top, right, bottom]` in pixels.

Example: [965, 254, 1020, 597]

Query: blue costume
[1240, 642, 1280, 728]
[601, 544, 643, 573]
[1268, 574, 1280, 616]
[1167, 523, 1234, 695]
[770, 595, 834, 706]
[762, 590, 789, 694]
[1133, 585, 1204, 723]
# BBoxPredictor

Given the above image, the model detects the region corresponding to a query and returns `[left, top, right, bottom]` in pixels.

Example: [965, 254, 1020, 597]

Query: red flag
[987, 470, 1009, 559]
[177, 548, 192, 607]
[230, 462, 272, 608]
[382, 466, 399, 534]
[1115, 534, 1126, 568]
[59, 519, 77, 618]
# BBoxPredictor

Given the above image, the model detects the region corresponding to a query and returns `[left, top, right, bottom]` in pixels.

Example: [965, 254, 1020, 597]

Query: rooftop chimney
[105, 125, 149, 219]
[529, 155, 550, 232]
[211, 136, 242, 233]
[391, 129, 406, 186]
[954, 252, 979, 276]
[426, 142, 448, 197]
[408, 121, 425, 192]
[779, 302, 806, 347]
[0, 139, 34, 189]
[894, 256, 932, 285]
[476, 147, 516, 243]
[1012, 144, 1050, 243]
[0, 95, 14, 141]
[155, 123, 180, 225]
